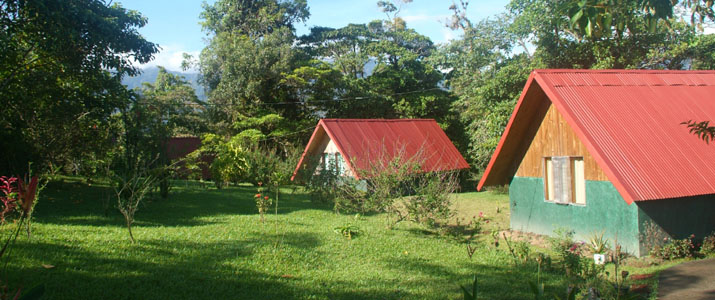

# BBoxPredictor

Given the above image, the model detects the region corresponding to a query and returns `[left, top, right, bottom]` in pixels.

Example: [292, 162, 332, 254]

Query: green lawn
[2, 178, 573, 299]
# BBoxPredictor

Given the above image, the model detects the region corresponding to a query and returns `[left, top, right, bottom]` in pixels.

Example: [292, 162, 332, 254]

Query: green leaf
[571, 9, 584, 27]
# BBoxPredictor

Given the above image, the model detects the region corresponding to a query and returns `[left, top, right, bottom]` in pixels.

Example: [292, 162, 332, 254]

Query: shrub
[548, 229, 583, 276]
[588, 231, 610, 254]
[651, 235, 698, 260]
[404, 171, 459, 227]
[701, 233, 715, 255]
[300, 145, 459, 229]
[301, 155, 343, 204]
[334, 223, 360, 240]
[113, 161, 158, 243]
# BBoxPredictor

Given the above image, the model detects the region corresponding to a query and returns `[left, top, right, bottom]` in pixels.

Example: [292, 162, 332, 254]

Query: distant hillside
[122, 67, 206, 100]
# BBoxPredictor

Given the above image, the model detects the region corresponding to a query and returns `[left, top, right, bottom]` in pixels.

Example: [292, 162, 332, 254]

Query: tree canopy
[0, 0, 158, 175]
[2, 0, 713, 181]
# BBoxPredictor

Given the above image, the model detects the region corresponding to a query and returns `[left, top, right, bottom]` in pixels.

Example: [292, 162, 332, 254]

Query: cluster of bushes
[185, 133, 300, 190]
[650, 233, 715, 260]
[298, 151, 460, 229]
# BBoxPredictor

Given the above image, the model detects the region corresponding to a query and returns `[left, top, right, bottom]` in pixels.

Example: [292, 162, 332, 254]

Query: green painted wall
[509, 176, 642, 255]
[636, 194, 715, 254]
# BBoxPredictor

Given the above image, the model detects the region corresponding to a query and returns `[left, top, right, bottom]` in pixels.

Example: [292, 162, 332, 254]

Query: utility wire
[137, 87, 444, 107]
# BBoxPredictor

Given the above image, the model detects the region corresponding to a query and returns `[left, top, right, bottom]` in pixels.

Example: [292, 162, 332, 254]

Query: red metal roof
[292, 119, 469, 180]
[478, 69, 715, 204]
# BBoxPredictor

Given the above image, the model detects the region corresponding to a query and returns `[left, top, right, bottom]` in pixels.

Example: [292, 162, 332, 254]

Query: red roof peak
[321, 118, 437, 122]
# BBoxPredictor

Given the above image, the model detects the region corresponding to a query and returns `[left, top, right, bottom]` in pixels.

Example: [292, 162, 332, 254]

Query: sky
[116, 0, 511, 72]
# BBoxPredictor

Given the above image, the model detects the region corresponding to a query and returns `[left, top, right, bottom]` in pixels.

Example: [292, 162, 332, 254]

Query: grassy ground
[3, 178, 569, 300]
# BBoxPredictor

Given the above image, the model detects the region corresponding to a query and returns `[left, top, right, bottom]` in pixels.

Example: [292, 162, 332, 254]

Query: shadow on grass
[382, 254, 567, 299]
[35, 180, 332, 227]
[8, 233, 414, 300]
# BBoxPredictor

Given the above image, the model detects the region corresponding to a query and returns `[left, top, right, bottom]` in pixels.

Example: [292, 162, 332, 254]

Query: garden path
[657, 257, 715, 300]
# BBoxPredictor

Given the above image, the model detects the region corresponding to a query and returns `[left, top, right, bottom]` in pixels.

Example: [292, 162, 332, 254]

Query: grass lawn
[3, 178, 572, 299]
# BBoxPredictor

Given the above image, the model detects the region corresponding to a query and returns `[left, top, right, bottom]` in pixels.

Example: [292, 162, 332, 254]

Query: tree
[295, 5, 456, 127]
[0, 0, 158, 176]
[198, 0, 312, 139]
[129, 67, 205, 198]
[566, 0, 715, 39]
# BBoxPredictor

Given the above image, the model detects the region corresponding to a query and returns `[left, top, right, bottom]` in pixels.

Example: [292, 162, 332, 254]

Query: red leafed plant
[0, 175, 44, 299]
[0, 177, 19, 224]
[17, 176, 37, 216]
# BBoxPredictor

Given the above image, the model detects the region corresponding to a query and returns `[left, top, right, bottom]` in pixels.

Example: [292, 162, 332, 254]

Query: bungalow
[478, 69, 715, 256]
[292, 119, 469, 180]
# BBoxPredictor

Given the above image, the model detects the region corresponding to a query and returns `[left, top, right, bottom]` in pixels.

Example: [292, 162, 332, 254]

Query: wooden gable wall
[515, 104, 609, 181]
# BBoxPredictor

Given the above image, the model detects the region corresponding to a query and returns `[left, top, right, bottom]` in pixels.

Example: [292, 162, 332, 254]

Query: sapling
[114, 165, 158, 243]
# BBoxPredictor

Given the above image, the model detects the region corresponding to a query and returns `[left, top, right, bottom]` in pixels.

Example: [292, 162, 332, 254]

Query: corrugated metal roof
[478, 69, 715, 203]
[292, 119, 469, 180]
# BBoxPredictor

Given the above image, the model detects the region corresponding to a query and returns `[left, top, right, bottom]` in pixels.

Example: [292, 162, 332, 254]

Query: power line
[138, 87, 444, 107]
[257, 126, 316, 142]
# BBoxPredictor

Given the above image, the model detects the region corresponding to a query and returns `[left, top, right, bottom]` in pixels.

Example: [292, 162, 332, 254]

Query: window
[322, 152, 343, 175]
[543, 156, 585, 205]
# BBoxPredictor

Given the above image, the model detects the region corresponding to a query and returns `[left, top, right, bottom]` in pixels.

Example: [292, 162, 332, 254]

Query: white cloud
[440, 27, 457, 43]
[136, 44, 201, 72]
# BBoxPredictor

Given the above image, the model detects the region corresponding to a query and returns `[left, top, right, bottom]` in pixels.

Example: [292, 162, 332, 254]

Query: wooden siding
[515, 104, 608, 181]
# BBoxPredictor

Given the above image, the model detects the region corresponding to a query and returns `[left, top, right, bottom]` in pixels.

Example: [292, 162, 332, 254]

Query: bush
[548, 229, 583, 277]
[404, 171, 459, 227]
[701, 233, 715, 255]
[301, 156, 343, 204]
[300, 146, 459, 229]
[651, 235, 698, 260]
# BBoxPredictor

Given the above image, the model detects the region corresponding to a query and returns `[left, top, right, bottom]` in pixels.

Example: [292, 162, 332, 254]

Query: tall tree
[0, 0, 158, 175]
[129, 67, 206, 198]
[296, 4, 455, 127]
[198, 0, 311, 137]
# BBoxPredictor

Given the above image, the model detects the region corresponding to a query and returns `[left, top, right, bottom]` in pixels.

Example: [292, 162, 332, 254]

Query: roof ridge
[321, 118, 437, 122]
[534, 69, 715, 74]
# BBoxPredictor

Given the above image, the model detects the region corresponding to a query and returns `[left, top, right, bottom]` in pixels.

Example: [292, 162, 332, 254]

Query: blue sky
[117, 0, 511, 71]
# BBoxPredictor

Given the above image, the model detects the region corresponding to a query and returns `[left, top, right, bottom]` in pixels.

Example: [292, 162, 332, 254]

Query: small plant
[114, 168, 157, 243]
[548, 229, 583, 277]
[503, 232, 533, 265]
[514, 241, 532, 264]
[466, 242, 477, 260]
[640, 220, 669, 254]
[334, 223, 360, 240]
[255, 182, 273, 223]
[460, 274, 478, 300]
[0, 175, 43, 299]
[588, 231, 610, 254]
[490, 229, 500, 248]
[701, 233, 715, 255]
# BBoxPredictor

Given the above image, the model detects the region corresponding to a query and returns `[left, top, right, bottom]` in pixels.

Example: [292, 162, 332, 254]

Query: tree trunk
[126, 219, 135, 243]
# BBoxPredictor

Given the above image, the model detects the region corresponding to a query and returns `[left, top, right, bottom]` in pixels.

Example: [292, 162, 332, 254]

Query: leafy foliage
[334, 223, 360, 240]
[112, 158, 159, 243]
[0, 0, 158, 175]
[682, 120, 715, 144]
[198, 0, 313, 138]
[650, 235, 698, 259]
[439, 0, 715, 174]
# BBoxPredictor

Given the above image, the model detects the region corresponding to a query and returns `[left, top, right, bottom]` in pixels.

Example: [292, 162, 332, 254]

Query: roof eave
[477, 72, 539, 191]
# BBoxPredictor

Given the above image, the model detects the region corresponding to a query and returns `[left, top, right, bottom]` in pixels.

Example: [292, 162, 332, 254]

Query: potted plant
[589, 231, 609, 264]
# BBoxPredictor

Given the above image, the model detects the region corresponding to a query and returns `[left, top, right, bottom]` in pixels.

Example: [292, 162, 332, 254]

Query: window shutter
[552, 156, 571, 204]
